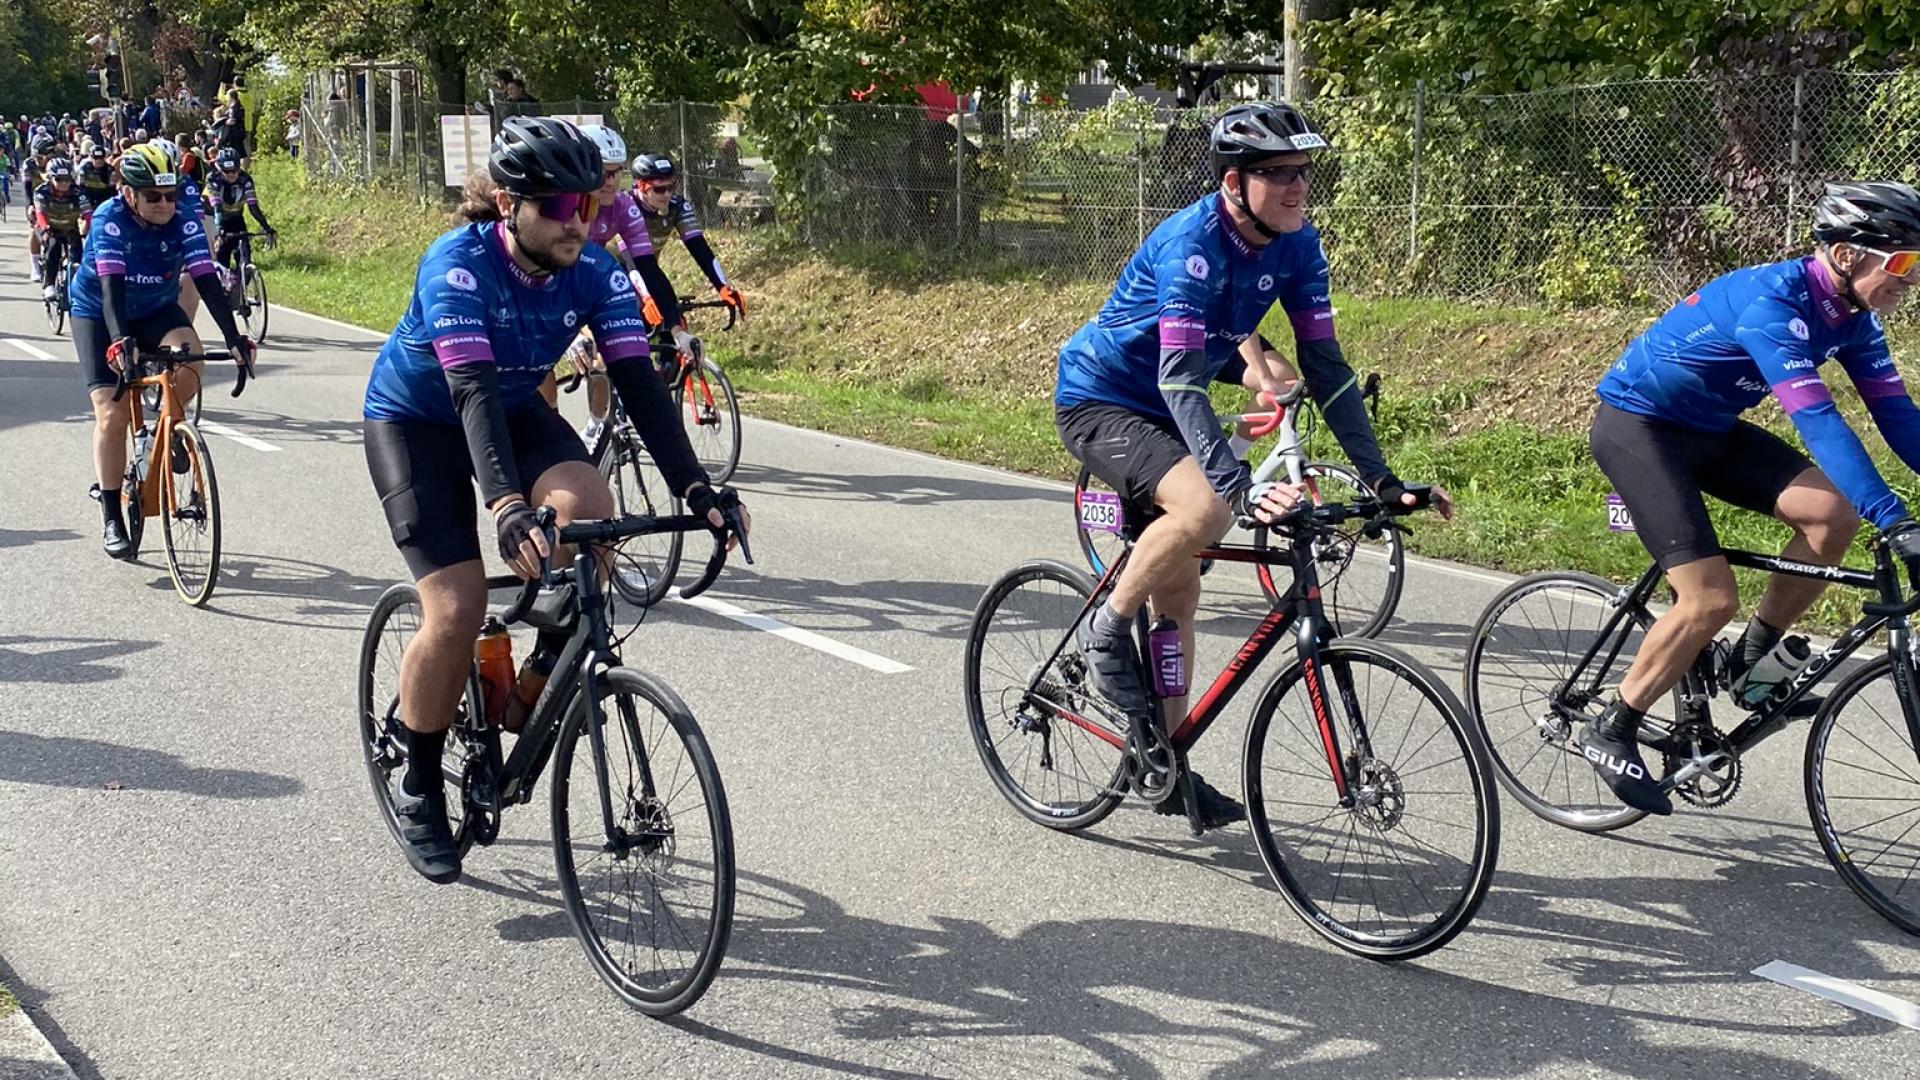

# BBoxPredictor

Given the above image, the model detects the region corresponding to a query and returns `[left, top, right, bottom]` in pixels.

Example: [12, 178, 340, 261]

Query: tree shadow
[0, 527, 81, 551]
[0, 635, 160, 685]
[0, 730, 303, 799]
[138, 552, 397, 632]
[730, 460, 1061, 508]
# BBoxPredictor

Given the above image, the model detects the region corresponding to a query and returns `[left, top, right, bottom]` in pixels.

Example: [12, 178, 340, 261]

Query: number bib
[1605, 492, 1636, 533]
[1077, 490, 1125, 535]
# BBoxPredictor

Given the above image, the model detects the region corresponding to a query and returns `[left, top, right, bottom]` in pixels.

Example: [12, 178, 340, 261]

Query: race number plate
[1605, 492, 1636, 533]
[1078, 490, 1125, 535]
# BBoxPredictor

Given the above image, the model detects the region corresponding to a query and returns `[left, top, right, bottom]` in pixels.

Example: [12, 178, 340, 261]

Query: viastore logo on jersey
[1185, 255, 1209, 281]
[446, 267, 478, 292]
[1788, 317, 1810, 340]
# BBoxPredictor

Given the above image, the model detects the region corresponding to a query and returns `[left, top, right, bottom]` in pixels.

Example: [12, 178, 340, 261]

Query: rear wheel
[963, 559, 1128, 830]
[160, 420, 220, 606]
[242, 263, 269, 343]
[596, 425, 684, 607]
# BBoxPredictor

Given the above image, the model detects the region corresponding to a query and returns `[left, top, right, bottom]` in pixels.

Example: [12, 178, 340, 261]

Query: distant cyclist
[207, 146, 276, 298]
[32, 157, 91, 300]
[630, 154, 747, 326]
[1584, 181, 1920, 815]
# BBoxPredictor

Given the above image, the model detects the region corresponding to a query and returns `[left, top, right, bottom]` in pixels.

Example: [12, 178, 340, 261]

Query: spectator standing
[138, 93, 163, 137]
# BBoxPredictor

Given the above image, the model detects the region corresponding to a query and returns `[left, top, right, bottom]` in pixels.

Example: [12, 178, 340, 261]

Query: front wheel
[1244, 639, 1499, 959]
[160, 420, 221, 605]
[1252, 461, 1404, 638]
[242, 263, 269, 343]
[596, 426, 684, 607]
[1805, 654, 1920, 936]
[551, 666, 734, 1015]
[676, 359, 741, 485]
[44, 271, 65, 335]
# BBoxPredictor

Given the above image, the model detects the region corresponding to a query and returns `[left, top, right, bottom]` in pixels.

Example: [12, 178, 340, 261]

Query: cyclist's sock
[1599, 698, 1646, 741]
[99, 490, 124, 529]
[402, 727, 447, 798]
[1090, 600, 1133, 642]
[1736, 615, 1786, 673]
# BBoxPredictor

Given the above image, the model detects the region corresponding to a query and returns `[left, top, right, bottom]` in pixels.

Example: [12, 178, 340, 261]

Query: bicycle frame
[1550, 543, 1920, 777]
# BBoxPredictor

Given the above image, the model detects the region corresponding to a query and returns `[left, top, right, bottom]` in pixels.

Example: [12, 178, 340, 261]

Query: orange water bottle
[474, 616, 514, 728]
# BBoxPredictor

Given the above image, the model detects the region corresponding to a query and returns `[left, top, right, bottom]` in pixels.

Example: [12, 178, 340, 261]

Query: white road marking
[197, 421, 282, 453]
[1753, 960, 1920, 1030]
[5, 337, 59, 361]
[674, 593, 914, 674]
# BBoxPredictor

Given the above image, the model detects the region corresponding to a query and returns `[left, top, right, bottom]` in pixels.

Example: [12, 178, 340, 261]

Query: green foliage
[1, 0, 88, 116]
[1541, 163, 1654, 307]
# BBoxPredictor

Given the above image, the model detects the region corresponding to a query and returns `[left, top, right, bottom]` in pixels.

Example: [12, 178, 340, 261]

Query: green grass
[0, 982, 16, 1016]
[246, 156, 1920, 629]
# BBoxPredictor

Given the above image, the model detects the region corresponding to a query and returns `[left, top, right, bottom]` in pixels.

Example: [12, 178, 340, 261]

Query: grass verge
[252, 158, 1920, 628]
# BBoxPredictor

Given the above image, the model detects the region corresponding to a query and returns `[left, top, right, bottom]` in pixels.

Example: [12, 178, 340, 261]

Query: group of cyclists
[24, 89, 1920, 894]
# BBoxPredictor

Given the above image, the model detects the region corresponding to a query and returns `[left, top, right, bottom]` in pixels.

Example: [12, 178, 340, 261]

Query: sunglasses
[1861, 246, 1920, 279]
[136, 189, 180, 205]
[602, 168, 624, 181]
[642, 180, 676, 192]
[529, 191, 598, 224]
[1244, 163, 1311, 185]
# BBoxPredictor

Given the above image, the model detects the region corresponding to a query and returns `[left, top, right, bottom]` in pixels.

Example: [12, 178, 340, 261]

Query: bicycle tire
[1252, 461, 1405, 638]
[243, 263, 269, 343]
[1462, 571, 1678, 833]
[160, 420, 220, 606]
[45, 266, 66, 335]
[675, 359, 742, 485]
[1805, 654, 1920, 936]
[595, 425, 684, 607]
[963, 559, 1129, 830]
[1071, 465, 1131, 581]
[551, 666, 734, 1015]
[356, 584, 482, 863]
[120, 425, 145, 557]
[1244, 638, 1499, 959]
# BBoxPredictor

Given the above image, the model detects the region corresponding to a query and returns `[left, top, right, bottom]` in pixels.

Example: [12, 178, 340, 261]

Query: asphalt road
[0, 215, 1916, 1079]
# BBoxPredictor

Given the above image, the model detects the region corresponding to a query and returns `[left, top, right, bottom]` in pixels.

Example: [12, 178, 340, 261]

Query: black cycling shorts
[1590, 400, 1815, 570]
[1057, 402, 1191, 530]
[364, 403, 592, 579]
[72, 305, 196, 392]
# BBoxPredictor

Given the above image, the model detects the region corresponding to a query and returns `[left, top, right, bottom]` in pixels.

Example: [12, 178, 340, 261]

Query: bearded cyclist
[362, 117, 747, 885]
[1055, 101, 1451, 830]
[1584, 182, 1920, 815]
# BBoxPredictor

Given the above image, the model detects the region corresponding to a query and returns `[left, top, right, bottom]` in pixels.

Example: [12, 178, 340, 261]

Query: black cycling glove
[494, 501, 545, 566]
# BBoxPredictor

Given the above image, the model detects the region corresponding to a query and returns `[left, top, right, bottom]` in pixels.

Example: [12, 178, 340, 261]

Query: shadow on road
[136, 553, 393, 632]
[0, 527, 81, 551]
[0, 730, 303, 799]
[731, 460, 1061, 508]
[0, 635, 159, 684]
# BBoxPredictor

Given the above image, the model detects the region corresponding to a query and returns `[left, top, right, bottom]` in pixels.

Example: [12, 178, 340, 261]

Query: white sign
[440, 114, 606, 189]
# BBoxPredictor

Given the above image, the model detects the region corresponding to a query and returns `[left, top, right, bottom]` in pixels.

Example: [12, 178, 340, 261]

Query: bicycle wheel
[160, 420, 220, 605]
[551, 666, 734, 1015]
[1805, 654, 1920, 936]
[675, 359, 741, 484]
[356, 584, 483, 861]
[1072, 466, 1129, 580]
[243, 264, 269, 343]
[1462, 571, 1678, 832]
[963, 559, 1128, 830]
[1253, 462, 1404, 638]
[596, 426, 684, 607]
[44, 280, 63, 335]
[1245, 638, 1499, 959]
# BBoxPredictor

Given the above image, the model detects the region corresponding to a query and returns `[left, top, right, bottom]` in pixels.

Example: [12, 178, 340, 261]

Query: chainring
[1663, 724, 1742, 809]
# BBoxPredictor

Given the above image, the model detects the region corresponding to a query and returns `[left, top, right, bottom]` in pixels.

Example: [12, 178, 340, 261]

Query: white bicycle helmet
[580, 124, 628, 168]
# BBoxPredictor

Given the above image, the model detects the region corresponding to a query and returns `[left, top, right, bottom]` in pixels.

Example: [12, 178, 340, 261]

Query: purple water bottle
[1147, 617, 1186, 698]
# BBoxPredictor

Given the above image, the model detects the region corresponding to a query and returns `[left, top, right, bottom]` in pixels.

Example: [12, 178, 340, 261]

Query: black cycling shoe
[1156, 771, 1247, 830]
[1578, 719, 1672, 816]
[101, 518, 134, 560]
[170, 431, 191, 475]
[391, 778, 462, 884]
[1075, 616, 1152, 720]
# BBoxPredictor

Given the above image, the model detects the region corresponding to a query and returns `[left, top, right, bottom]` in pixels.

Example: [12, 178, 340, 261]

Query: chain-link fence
[297, 71, 1920, 305]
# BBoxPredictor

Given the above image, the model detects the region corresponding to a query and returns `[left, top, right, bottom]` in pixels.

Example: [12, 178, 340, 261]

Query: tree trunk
[422, 42, 468, 110]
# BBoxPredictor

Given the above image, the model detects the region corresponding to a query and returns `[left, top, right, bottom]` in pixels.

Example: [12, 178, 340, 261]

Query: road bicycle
[557, 349, 687, 609]
[218, 230, 273, 343]
[662, 298, 742, 485]
[42, 238, 75, 335]
[1073, 374, 1404, 638]
[967, 489, 1498, 958]
[358, 504, 750, 1013]
[1462, 527, 1920, 936]
[100, 344, 252, 605]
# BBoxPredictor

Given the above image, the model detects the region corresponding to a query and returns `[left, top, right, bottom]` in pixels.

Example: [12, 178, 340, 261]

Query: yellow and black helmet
[119, 143, 178, 189]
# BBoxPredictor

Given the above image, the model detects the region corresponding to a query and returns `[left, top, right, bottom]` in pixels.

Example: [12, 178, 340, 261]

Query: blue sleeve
[1154, 244, 1249, 499]
[1839, 315, 1920, 494]
[1735, 297, 1907, 529]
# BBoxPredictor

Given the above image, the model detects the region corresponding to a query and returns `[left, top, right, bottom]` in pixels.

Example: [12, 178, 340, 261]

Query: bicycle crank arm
[1658, 750, 1732, 792]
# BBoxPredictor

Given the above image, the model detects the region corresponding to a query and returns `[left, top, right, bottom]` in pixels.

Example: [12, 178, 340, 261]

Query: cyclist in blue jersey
[1054, 101, 1450, 830]
[1584, 181, 1920, 815]
[362, 117, 749, 885]
[631, 154, 748, 326]
[70, 143, 254, 559]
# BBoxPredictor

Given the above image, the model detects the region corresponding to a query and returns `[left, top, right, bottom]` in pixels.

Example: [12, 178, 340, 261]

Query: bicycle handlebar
[497, 502, 753, 625]
[111, 344, 251, 402]
[1262, 484, 1433, 536]
[677, 297, 737, 332]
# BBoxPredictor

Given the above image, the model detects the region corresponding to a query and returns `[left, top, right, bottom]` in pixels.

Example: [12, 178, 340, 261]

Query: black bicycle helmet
[31, 134, 54, 155]
[46, 157, 73, 180]
[631, 153, 676, 182]
[1812, 181, 1920, 249]
[215, 147, 240, 170]
[487, 115, 601, 196]
[1209, 101, 1328, 181]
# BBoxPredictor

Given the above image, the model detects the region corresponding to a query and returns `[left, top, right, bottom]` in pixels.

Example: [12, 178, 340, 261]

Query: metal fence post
[955, 107, 966, 248]
[363, 70, 376, 180]
[679, 99, 690, 173]
[1136, 107, 1147, 245]
[390, 68, 403, 170]
[1409, 80, 1424, 265]
[1786, 73, 1805, 254]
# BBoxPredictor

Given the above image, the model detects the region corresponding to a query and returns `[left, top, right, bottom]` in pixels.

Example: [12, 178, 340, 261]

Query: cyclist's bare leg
[538, 369, 559, 409]
[587, 360, 610, 422]
[1618, 556, 1738, 710]
[158, 324, 203, 427]
[88, 385, 131, 489]
[1754, 468, 1860, 630]
[402, 560, 489, 736]
[530, 460, 616, 574]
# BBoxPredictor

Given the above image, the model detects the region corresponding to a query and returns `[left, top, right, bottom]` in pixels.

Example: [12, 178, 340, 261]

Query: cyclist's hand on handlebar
[1377, 474, 1454, 521]
[227, 334, 256, 368]
[717, 284, 747, 322]
[1233, 480, 1307, 527]
[687, 484, 749, 551]
[1886, 519, 1920, 575]
[492, 497, 552, 580]
[106, 336, 136, 374]
[671, 326, 698, 358]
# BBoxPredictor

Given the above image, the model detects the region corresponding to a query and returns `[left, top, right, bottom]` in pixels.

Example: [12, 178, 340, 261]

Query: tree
[1, 0, 89, 116]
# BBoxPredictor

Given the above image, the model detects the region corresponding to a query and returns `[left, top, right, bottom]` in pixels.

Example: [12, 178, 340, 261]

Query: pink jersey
[588, 191, 653, 257]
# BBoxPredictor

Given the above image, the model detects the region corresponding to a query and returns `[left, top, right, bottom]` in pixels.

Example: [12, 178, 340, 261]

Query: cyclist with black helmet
[69, 143, 254, 560]
[78, 145, 115, 204]
[1582, 181, 1920, 815]
[630, 153, 748, 326]
[32, 158, 91, 301]
[361, 116, 748, 885]
[23, 134, 55, 281]
[1053, 100, 1445, 831]
[208, 146, 275, 294]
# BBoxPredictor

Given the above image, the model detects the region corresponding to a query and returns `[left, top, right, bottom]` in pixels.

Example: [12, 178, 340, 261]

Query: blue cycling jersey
[1055, 193, 1335, 495]
[69, 193, 216, 321]
[1598, 256, 1920, 529]
[364, 221, 652, 425]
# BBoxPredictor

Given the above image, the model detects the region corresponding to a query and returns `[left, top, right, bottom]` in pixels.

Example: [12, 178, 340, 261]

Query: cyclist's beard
[505, 218, 581, 274]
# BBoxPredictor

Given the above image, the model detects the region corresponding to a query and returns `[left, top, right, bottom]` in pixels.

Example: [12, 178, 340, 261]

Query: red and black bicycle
[963, 490, 1499, 959]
